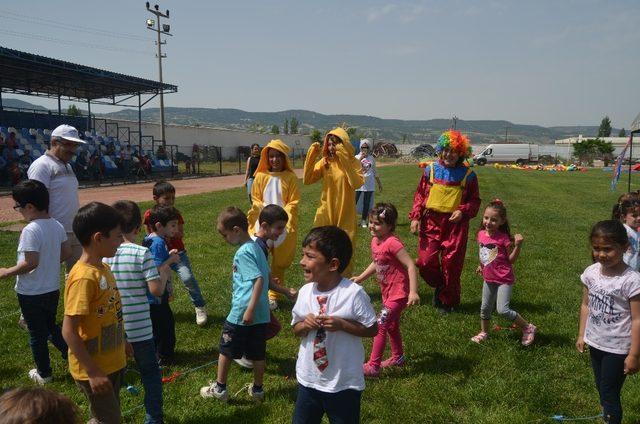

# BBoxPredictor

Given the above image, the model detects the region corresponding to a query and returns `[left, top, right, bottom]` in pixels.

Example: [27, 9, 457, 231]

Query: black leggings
[590, 346, 627, 424]
[355, 191, 373, 222]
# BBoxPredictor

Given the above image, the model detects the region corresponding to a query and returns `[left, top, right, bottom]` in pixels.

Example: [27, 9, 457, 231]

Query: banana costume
[303, 128, 364, 276]
[247, 139, 300, 300]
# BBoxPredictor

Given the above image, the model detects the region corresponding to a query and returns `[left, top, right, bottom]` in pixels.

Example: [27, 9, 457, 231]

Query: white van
[473, 144, 539, 166]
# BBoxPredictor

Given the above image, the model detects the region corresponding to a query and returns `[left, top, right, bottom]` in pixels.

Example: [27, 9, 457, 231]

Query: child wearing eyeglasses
[0, 180, 71, 385]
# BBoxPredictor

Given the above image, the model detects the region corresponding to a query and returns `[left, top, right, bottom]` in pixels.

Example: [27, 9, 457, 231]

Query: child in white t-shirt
[291, 226, 377, 424]
[577, 220, 640, 424]
[0, 180, 70, 385]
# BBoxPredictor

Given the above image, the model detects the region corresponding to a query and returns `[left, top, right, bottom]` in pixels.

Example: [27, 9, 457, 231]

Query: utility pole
[505, 126, 509, 143]
[145, 2, 172, 147]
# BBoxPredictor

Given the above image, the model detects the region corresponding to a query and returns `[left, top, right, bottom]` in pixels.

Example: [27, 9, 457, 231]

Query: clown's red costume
[409, 131, 480, 310]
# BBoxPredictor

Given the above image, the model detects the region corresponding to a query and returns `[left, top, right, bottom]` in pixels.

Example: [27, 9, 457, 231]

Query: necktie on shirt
[313, 295, 328, 372]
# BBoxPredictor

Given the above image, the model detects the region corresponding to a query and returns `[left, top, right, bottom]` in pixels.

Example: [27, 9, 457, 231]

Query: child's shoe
[195, 306, 208, 326]
[200, 382, 228, 402]
[268, 299, 278, 311]
[380, 355, 405, 368]
[234, 356, 254, 369]
[521, 324, 537, 346]
[362, 362, 380, 377]
[28, 369, 51, 385]
[248, 383, 265, 402]
[360, 220, 368, 228]
[471, 331, 489, 344]
[18, 314, 29, 331]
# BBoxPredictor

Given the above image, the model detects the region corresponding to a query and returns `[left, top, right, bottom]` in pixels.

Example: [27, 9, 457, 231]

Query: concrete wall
[105, 118, 312, 160]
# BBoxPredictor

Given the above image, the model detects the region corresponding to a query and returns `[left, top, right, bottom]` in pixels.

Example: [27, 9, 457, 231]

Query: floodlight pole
[146, 3, 171, 148]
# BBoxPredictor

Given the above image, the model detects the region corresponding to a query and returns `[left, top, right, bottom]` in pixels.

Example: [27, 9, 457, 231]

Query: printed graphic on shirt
[479, 243, 498, 266]
[375, 262, 390, 284]
[360, 157, 372, 173]
[588, 287, 623, 326]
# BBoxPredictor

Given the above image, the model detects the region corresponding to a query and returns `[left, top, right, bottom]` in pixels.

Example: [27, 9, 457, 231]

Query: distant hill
[3, 98, 47, 111]
[102, 107, 606, 144]
[2, 98, 612, 144]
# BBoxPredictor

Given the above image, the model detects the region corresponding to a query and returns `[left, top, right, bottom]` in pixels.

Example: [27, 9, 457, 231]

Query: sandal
[471, 331, 489, 344]
[521, 324, 537, 346]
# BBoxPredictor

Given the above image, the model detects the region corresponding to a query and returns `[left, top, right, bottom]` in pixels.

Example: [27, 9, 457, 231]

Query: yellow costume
[303, 128, 364, 276]
[247, 139, 300, 300]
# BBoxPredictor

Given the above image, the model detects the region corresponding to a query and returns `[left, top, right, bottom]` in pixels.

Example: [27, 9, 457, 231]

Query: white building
[555, 135, 636, 159]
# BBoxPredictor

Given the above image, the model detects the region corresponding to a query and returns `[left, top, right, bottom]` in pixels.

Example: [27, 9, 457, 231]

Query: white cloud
[365, 2, 428, 23]
[366, 4, 398, 23]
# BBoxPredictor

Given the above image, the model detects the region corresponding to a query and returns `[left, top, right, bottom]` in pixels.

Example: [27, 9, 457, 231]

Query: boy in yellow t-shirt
[62, 202, 126, 424]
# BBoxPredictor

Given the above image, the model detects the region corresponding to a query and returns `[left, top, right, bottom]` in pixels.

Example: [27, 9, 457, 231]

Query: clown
[409, 130, 481, 313]
[303, 127, 364, 276]
[247, 139, 300, 308]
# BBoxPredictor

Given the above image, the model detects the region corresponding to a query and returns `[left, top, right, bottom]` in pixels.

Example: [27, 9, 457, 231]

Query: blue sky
[1, 0, 638, 128]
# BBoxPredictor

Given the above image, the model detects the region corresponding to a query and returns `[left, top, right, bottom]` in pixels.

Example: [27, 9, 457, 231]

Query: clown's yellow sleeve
[280, 172, 300, 233]
[247, 173, 267, 234]
[335, 144, 365, 190]
[303, 142, 323, 185]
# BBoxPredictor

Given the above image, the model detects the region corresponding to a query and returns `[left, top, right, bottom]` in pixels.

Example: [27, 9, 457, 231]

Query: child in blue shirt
[200, 206, 270, 403]
[143, 205, 181, 365]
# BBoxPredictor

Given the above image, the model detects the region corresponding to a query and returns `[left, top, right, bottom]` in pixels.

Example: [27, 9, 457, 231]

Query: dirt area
[0, 170, 304, 225]
[0, 161, 404, 227]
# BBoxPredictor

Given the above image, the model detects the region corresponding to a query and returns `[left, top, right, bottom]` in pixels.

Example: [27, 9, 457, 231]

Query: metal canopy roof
[0, 46, 177, 105]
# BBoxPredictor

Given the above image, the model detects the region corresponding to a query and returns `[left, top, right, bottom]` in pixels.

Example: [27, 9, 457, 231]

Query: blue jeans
[17, 290, 68, 378]
[590, 346, 627, 424]
[246, 177, 254, 203]
[170, 251, 205, 307]
[292, 384, 362, 424]
[132, 339, 163, 424]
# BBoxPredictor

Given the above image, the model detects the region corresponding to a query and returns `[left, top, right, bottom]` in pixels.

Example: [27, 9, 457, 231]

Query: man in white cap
[28, 124, 86, 272]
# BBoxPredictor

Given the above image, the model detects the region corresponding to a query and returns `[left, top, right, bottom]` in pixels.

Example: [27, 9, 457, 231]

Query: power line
[0, 8, 148, 41]
[0, 29, 150, 55]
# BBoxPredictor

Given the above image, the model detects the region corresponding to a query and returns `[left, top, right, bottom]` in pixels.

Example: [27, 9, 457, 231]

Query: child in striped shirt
[105, 200, 178, 424]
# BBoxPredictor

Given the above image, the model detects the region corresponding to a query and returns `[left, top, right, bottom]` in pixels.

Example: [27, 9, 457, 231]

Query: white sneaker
[268, 299, 278, 311]
[18, 314, 29, 331]
[200, 382, 228, 402]
[248, 383, 265, 402]
[195, 306, 208, 326]
[234, 356, 254, 369]
[28, 369, 51, 385]
[361, 220, 368, 228]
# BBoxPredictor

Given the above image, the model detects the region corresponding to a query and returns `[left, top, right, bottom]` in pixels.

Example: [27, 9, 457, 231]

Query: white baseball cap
[360, 139, 371, 148]
[51, 124, 86, 144]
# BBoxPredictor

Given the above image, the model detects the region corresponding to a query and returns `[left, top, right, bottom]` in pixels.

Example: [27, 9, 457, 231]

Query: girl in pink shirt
[471, 199, 536, 346]
[352, 203, 420, 377]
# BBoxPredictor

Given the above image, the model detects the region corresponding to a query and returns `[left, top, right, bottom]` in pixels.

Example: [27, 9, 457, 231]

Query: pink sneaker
[521, 324, 537, 346]
[471, 331, 489, 344]
[380, 355, 406, 368]
[362, 362, 380, 378]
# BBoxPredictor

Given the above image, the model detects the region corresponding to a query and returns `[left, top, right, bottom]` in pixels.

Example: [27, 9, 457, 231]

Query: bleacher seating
[2, 125, 177, 178]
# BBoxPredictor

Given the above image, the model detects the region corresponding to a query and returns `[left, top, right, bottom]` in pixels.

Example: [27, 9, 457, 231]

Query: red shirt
[371, 234, 409, 303]
[477, 230, 515, 284]
[143, 208, 186, 252]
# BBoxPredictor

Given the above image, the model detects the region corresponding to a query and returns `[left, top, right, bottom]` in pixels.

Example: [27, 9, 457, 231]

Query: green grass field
[1, 165, 639, 423]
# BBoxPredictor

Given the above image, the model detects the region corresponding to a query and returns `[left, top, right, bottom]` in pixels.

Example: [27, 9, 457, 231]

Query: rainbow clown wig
[435, 130, 472, 159]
